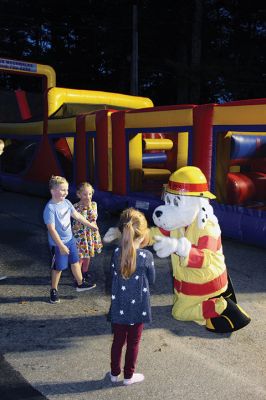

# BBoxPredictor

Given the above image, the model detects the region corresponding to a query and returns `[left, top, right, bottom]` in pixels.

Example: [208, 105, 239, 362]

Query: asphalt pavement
[0, 189, 266, 400]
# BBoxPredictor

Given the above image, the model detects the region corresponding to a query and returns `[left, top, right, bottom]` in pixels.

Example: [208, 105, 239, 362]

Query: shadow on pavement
[0, 305, 229, 355]
[0, 355, 48, 400]
[33, 373, 126, 396]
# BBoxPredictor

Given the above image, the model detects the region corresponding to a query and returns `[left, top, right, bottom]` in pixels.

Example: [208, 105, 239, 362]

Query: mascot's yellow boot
[206, 298, 251, 333]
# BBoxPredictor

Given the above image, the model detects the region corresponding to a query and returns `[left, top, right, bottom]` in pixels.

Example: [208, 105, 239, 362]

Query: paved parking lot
[0, 190, 266, 400]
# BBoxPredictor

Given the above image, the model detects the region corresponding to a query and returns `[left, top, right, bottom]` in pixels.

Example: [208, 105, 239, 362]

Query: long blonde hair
[118, 208, 149, 279]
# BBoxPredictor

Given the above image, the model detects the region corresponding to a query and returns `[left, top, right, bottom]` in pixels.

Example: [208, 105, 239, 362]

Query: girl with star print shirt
[108, 208, 155, 385]
[109, 245, 155, 324]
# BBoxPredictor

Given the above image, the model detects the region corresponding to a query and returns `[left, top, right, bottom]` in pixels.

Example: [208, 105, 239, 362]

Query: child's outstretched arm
[71, 209, 97, 230]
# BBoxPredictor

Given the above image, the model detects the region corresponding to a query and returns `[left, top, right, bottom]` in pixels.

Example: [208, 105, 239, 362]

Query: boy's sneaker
[0, 276, 7, 281]
[123, 373, 145, 386]
[82, 271, 92, 281]
[50, 289, 60, 304]
[76, 279, 96, 292]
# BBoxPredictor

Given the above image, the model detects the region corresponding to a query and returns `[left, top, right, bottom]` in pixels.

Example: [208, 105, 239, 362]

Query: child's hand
[89, 222, 98, 231]
[59, 244, 70, 255]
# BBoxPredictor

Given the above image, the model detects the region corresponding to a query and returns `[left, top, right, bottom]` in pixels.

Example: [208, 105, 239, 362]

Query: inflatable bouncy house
[107, 102, 266, 247]
[0, 58, 265, 247]
[0, 57, 153, 197]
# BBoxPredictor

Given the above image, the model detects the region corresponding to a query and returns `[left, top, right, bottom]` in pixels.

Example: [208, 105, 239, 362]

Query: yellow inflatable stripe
[66, 137, 74, 155]
[143, 168, 171, 178]
[214, 105, 266, 125]
[229, 166, 240, 172]
[225, 131, 266, 138]
[143, 138, 173, 150]
[47, 117, 76, 134]
[84, 114, 96, 131]
[36, 63, 56, 88]
[0, 121, 43, 135]
[0, 59, 56, 89]
[125, 109, 193, 128]
[48, 88, 153, 117]
[177, 132, 189, 169]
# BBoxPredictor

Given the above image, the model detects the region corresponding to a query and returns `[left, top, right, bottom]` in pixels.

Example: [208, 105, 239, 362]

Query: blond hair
[76, 182, 94, 196]
[49, 175, 68, 190]
[118, 208, 149, 279]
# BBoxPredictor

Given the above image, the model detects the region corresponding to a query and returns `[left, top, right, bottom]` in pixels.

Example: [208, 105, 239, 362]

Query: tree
[0, 0, 265, 105]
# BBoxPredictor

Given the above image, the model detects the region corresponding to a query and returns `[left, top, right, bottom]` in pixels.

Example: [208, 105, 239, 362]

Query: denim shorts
[50, 238, 79, 271]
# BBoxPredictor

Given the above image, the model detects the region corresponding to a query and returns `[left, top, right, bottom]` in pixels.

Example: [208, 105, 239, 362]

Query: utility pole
[131, 2, 139, 95]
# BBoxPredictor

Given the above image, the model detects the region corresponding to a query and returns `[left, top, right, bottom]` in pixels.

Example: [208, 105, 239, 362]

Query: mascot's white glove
[154, 235, 191, 258]
[153, 236, 178, 258]
[175, 237, 191, 257]
[103, 227, 121, 243]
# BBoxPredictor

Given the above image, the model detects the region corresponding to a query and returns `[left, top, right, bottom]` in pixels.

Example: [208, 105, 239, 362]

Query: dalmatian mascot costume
[104, 166, 251, 333]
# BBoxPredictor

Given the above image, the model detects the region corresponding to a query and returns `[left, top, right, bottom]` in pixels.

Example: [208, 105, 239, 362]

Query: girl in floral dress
[72, 182, 102, 287]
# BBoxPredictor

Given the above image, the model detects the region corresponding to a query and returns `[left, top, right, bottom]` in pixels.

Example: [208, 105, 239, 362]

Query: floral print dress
[72, 201, 103, 258]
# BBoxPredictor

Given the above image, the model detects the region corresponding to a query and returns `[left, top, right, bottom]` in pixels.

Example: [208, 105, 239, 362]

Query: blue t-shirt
[43, 199, 75, 246]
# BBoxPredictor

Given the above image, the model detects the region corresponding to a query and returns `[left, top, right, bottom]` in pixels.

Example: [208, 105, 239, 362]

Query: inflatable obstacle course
[0, 58, 266, 247]
[0, 57, 153, 194]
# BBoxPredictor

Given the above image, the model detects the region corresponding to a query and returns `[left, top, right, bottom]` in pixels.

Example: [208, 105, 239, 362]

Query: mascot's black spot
[200, 193, 204, 196]
[202, 218, 205, 223]
[202, 207, 206, 211]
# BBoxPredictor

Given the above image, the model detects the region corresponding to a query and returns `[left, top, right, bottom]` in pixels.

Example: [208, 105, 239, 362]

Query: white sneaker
[123, 373, 145, 385]
[109, 372, 120, 383]
[0, 276, 7, 281]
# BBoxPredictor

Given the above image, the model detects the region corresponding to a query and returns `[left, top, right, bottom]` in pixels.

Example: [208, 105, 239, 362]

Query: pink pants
[111, 323, 144, 379]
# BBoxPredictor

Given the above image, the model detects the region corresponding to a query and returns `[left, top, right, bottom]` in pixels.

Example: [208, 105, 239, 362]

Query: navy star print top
[109, 247, 155, 324]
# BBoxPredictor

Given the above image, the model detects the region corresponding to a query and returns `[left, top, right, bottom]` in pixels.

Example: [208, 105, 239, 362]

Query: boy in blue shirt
[43, 175, 97, 304]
